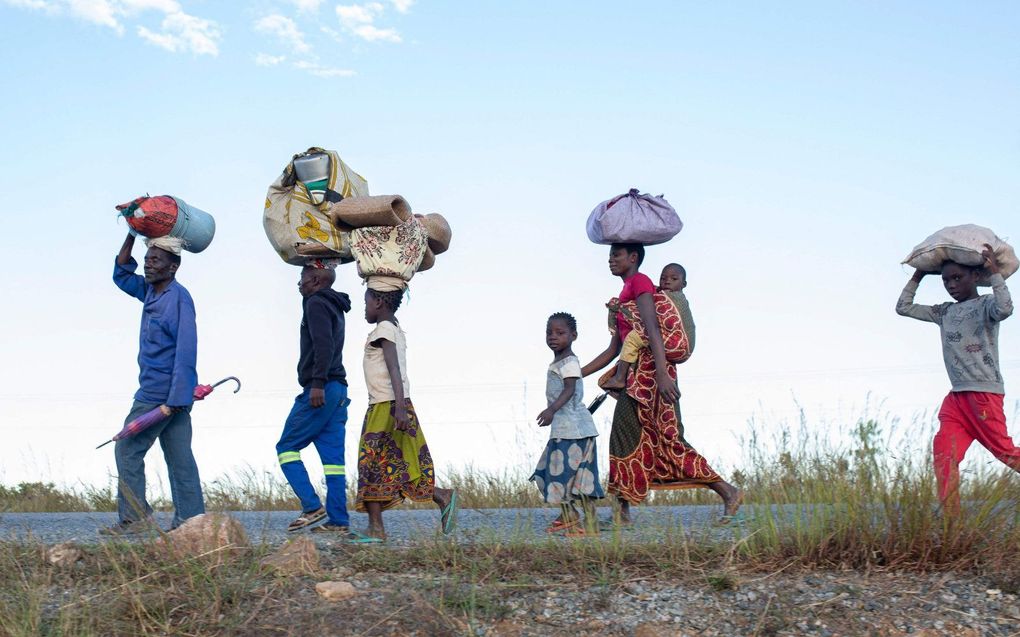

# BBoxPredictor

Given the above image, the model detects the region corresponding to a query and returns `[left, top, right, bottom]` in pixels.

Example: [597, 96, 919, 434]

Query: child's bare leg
[708, 480, 743, 523]
[365, 502, 386, 538]
[580, 497, 598, 532]
[601, 360, 630, 391]
[559, 502, 580, 524]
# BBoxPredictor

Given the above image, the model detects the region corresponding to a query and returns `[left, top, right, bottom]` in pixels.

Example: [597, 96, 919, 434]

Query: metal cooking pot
[293, 153, 330, 184]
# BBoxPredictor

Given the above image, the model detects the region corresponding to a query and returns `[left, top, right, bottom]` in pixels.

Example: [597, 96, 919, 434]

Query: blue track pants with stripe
[276, 381, 349, 527]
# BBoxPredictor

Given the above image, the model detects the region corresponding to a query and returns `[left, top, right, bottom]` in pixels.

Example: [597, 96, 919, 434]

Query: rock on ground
[260, 536, 319, 576]
[315, 580, 357, 601]
[156, 513, 249, 564]
[46, 541, 82, 568]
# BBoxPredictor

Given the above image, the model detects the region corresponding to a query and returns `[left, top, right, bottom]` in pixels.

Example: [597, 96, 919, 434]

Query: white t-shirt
[363, 320, 410, 404]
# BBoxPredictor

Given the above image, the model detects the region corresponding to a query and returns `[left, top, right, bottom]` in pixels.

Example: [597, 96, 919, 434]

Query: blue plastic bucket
[169, 197, 216, 253]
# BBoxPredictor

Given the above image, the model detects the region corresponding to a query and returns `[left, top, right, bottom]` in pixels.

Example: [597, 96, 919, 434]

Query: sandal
[545, 519, 579, 533]
[286, 507, 326, 533]
[343, 529, 385, 544]
[310, 522, 349, 534]
[715, 489, 745, 526]
[564, 527, 597, 538]
[440, 490, 458, 535]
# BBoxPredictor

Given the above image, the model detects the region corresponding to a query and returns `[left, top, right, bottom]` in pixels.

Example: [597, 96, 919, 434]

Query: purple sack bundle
[586, 188, 682, 246]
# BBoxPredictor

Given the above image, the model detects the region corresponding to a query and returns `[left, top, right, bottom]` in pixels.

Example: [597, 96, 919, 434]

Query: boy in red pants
[896, 244, 1019, 513]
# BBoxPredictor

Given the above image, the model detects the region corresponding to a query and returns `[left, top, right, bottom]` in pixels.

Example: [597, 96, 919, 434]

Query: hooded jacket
[298, 288, 351, 389]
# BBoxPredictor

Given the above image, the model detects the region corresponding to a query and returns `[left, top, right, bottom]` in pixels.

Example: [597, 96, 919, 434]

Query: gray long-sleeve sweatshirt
[896, 273, 1013, 394]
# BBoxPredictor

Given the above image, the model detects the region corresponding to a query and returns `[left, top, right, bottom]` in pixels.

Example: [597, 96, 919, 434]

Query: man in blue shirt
[101, 232, 205, 535]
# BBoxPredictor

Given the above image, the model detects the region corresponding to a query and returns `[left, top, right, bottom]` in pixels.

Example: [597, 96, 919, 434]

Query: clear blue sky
[1, 1, 1018, 492]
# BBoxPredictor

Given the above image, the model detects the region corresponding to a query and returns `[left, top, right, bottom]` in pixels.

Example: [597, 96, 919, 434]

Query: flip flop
[286, 507, 326, 533]
[545, 519, 580, 533]
[564, 527, 597, 538]
[440, 490, 458, 535]
[715, 490, 746, 526]
[715, 512, 746, 526]
[343, 529, 385, 544]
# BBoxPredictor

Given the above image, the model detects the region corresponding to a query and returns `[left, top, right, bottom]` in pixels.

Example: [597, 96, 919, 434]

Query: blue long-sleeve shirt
[113, 257, 198, 407]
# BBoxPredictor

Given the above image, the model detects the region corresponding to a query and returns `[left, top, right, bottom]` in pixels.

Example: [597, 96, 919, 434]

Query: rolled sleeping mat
[328, 195, 411, 229]
[419, 213, 452, 255]
[417, 247, 436, 272]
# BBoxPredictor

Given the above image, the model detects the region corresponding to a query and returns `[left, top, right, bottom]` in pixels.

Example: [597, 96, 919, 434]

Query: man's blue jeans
[277, 381, 350, 527]
[114, 400, 205, 528]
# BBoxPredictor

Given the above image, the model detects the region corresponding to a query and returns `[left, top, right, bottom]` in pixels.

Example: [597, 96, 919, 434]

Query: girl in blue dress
[531, 312, 605, 536]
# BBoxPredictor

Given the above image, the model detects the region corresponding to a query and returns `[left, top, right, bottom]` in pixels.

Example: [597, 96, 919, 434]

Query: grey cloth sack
[902, 224, 1018, 286]
[586, 188, 682, 245]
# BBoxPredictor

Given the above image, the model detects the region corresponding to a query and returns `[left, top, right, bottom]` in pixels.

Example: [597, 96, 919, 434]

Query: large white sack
[902, 224, 1018, 285]
[586, 189, 682, 246]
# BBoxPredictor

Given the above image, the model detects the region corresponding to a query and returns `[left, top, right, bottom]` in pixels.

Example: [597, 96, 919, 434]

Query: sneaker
[98, 517, 157, 536]
[286, 507, 327, 532]
[310, 522, 350, 534]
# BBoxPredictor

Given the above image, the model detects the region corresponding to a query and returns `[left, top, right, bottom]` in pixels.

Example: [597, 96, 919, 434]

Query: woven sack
[902, 224, 1018, 286]
[350, 217, 429, 283]
[118, 196, 178, 238]
[328, 195, 411, 230]
[586, 188, 682, 246]
[263, 147, 368, 265]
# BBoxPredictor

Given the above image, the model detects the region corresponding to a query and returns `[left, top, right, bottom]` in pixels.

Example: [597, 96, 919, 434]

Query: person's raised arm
[895, 270, 941, 323]
[983, 243, 1013, 322]
[113, 232, 145, 301]
[379, 338, 409, 431]
[117, 232, 135, 265]
[636, 292, 679, 402]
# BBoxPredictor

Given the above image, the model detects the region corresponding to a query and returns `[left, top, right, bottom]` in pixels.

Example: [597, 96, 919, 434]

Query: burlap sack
[350, 217, 429, 284]
[328, 195, 411, 230]
[902, 224, 1018, 285]
[263, 147, 368, 265]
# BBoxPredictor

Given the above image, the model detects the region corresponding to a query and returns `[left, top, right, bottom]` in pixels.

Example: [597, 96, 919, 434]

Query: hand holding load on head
[902, 224, 1018, 285]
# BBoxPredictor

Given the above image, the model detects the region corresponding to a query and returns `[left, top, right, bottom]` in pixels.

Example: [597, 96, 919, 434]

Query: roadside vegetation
[1, 414, 1017, 635]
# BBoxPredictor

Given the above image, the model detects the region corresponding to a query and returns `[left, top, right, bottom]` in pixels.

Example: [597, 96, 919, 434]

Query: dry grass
[2, 412, 1019, 635]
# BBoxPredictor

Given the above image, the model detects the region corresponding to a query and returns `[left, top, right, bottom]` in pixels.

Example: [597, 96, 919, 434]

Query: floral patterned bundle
[349, 216, 430, 288]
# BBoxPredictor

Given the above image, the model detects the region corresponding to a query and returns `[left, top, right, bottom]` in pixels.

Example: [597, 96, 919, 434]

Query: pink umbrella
[96, 376, 241, 449]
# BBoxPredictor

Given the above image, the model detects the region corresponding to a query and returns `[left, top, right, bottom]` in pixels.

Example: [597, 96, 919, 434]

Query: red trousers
[934, 391, 1020, 504]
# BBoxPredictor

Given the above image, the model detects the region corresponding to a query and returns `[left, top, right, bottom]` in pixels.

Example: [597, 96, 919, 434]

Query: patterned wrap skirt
[605, 292, 720, 503]
[530, 436, 606, 504]
[609, 393, 720, 504]
[355, 399, 436, 512]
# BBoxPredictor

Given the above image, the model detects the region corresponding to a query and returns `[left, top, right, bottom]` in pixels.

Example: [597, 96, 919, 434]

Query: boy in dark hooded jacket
[277, 264, 353, 532]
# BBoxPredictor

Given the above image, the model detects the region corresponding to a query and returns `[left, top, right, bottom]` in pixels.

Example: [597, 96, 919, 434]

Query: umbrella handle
[209, 376, 241, 393]
[587, 392, 610, 415]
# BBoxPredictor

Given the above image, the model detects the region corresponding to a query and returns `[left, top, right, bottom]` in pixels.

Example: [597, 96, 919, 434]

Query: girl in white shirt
[352, 285, 457, 541]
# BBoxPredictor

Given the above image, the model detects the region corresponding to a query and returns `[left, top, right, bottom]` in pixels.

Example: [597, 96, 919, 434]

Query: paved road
[0, 505, 744, 546]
